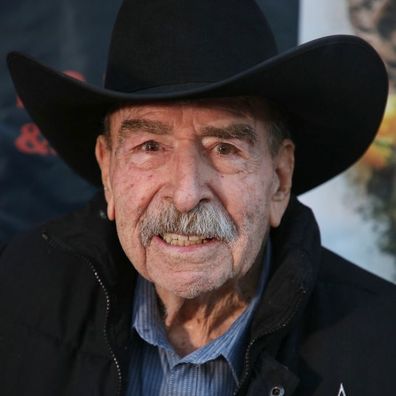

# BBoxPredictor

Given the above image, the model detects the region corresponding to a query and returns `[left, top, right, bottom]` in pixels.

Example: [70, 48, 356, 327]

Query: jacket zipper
[87, 258, 123, 396]
[44, 233, 123, 396]
[234, 290, 306, 396]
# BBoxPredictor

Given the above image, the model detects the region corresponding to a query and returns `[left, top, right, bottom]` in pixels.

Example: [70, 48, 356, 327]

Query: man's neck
[154, 251, 264, 357]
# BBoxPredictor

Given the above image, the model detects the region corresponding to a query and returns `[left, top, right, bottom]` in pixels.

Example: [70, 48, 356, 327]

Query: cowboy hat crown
[105, 0, 277, 93]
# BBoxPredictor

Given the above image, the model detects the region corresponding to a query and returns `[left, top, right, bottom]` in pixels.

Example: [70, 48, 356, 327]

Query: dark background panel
[256, 0, 299, 51]
[0, 0, 124, 241]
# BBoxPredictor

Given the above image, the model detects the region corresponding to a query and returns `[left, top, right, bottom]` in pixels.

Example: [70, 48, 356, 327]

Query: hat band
[125, 81, 214, 95]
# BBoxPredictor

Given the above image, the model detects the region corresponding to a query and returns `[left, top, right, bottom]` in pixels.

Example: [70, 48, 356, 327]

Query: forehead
[107, 96, 270, 129]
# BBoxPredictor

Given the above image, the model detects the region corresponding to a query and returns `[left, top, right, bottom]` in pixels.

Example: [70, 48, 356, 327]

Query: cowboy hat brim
[7, 35, 388, 195]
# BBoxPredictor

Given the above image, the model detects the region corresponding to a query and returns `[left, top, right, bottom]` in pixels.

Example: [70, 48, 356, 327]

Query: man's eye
[215, 143, 238, 155]
[141, 140, 160, 151]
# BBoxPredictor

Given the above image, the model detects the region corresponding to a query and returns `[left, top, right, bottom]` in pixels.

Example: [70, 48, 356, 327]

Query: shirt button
[270, 385, 285, 396]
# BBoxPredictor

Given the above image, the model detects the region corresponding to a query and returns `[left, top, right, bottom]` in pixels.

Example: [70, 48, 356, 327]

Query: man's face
[96, 98, 294, 299]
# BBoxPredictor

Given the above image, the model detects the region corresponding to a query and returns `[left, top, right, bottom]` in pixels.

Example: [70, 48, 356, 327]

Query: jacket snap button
[270, 386, 285, 396]
[99, 210, 107, 220]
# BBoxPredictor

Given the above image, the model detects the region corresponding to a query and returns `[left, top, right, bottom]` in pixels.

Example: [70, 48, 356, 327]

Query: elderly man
[1, 0, 396, 395]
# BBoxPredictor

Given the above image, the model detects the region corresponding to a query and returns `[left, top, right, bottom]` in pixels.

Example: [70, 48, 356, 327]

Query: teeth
[162, 233, 209, 246]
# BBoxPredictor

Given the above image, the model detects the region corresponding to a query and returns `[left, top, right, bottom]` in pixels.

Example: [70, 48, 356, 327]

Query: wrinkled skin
[95, 97, 294, 353]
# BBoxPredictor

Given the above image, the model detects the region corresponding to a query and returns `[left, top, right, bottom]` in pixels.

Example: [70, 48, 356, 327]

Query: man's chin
[153, 271, 231, 300]
[142, 237, 236, 298]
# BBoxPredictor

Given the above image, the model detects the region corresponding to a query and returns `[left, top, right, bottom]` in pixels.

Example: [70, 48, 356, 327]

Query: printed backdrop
[1, 0, 394, 282]
[299, 0, 396, 282]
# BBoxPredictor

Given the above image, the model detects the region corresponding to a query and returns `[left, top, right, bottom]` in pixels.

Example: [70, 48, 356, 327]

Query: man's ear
[269, 139, 295, 228]
[95, 135, 115, 221]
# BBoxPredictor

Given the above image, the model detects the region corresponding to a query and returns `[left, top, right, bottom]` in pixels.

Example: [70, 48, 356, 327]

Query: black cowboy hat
[7, 0, 388, 194]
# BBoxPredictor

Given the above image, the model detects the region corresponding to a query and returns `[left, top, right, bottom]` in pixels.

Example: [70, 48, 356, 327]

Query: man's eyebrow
[201, 123, 257, 144]
[117, 118, 172, 144]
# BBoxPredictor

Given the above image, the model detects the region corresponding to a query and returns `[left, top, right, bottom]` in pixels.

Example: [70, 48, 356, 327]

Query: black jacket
[0, 194, 395, 396]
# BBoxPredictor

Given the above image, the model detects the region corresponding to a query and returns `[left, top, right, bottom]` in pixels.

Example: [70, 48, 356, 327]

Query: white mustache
[139, 201, 238, 247]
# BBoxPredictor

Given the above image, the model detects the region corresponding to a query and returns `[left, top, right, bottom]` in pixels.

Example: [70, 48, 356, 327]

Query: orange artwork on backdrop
[15, 123, 56, 156]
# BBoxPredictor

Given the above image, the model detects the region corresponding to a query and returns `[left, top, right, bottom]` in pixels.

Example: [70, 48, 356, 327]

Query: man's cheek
[237, 190, 267, 229]
[116, 215, 147, 273]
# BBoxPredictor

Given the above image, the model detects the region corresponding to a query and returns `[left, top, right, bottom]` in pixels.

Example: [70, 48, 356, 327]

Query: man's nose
[170, 144, 211, 213]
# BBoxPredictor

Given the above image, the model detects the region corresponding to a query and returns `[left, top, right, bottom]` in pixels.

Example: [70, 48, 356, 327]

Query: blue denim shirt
[127, 243, 271, 395]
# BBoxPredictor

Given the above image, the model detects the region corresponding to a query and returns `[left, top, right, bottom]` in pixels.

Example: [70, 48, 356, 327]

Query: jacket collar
[236, 196, 321, 394]
[252, 195, 320, 339]
[45, 192, 136, 390]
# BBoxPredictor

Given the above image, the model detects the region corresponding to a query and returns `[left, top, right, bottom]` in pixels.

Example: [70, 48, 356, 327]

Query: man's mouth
[160, 233, 213, 246]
